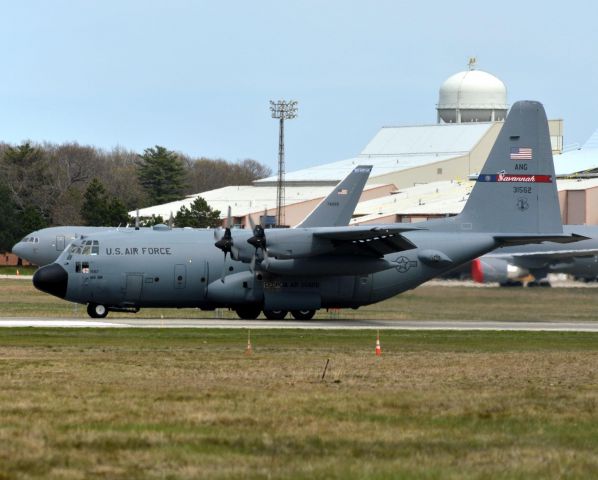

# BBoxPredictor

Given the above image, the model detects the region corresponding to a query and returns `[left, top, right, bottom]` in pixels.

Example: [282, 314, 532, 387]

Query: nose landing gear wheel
[87, 303, 108, 319]
[290, 309, 316, 320]
[263, 310, 288, 320]
[235, 305, 261, 320]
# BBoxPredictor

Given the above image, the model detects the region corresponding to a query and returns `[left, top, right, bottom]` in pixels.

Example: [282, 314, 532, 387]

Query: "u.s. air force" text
[105, 247, 172, 255]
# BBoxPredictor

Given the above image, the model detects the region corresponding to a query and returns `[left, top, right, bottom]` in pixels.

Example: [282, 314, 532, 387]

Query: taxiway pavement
[0, 317, 597, 332]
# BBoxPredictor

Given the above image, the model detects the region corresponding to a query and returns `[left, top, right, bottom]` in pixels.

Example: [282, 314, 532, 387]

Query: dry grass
[0, 329, 597, 479]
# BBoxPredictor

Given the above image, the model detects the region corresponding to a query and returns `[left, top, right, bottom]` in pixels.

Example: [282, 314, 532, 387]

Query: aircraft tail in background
[296, 165, 372, 228]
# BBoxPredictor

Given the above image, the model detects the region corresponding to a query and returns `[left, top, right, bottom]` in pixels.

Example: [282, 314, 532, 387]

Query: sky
[1, 0, 597, 173]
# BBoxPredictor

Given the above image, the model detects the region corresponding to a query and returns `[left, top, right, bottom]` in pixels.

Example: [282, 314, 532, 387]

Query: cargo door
[125, 274, 143, 302]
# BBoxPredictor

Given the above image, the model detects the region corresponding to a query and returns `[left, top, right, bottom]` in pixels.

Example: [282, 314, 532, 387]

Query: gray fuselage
[54, 223, 497, 311]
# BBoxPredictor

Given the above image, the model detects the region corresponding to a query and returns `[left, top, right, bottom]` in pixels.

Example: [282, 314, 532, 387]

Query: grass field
[1, 279, 597, 478]
[0, 328, 597, 479]
[0, 265, 37, 276]
[1, 278, 597, 321]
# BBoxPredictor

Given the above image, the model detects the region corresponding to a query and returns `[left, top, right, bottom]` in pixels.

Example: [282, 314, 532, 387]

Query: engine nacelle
[206, 271, 263, 305]
[471, 257, 528, 283]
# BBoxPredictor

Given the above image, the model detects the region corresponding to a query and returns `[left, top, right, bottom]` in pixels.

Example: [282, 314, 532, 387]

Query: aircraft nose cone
[33, 263, 68, 299]
[11, 242, 25, 258]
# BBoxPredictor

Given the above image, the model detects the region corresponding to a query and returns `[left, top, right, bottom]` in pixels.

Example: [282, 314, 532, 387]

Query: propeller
[168, 211, 173, 229]
[214, 206, 234, 282]
[247, 207, 268, 272]
[135, 209, 140, 230]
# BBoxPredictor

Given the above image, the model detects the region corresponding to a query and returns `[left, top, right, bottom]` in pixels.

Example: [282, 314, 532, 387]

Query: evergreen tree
[81, 178, 129, 226]
[175, 197, 221, 228]
[0, 183, 21, 251]
[106, 197, 130, 226]
[137, 145, 186, 205]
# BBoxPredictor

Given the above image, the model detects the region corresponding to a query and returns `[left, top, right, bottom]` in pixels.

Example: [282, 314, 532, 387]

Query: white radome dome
[437, 69, 508, 123]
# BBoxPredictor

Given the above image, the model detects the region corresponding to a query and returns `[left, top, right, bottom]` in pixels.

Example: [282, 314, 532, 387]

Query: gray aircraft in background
[33, 101, 583, 320]
[12, 226, 114, 267]
[471, 225, 598, 286]
[12, 165, 373, 267]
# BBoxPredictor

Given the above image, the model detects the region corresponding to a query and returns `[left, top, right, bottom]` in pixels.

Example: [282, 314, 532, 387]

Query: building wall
[367, 123, 504, 190]
[566, 191, 587, 224]
[549, 119, 564, 154]
[558, 190, 567, 222]
[587, 188, 598, 224]
[0, 253, 32, 266]
[540, 187, 598, 225]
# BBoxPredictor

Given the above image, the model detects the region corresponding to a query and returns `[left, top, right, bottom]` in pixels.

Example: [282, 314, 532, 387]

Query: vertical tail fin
[458, 100, 562, 234]
[296, 165, 372, 228]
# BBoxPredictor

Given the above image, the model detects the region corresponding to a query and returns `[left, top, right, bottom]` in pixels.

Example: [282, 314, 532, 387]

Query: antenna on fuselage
[135, 209, 140, 230]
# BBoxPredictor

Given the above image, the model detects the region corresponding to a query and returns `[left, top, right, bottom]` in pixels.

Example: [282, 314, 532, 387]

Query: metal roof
[350, 178, 598, 224]
[256, 122, 493, 184]
[361, 122, 492, 156]
[556, 178, 598, 191]
[351, 180, 472, 222]
[555, 148, 598, 175]
[132, 184, 384, 219]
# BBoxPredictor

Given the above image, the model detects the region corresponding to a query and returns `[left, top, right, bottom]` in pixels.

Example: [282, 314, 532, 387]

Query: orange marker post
[245, 329, 253, 355]
[375, 330, 382, 356]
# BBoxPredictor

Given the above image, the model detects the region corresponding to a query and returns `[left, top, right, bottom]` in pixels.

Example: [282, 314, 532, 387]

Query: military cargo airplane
[13, 165, 373, 266]
[471, 224, 598, 286]
[33, 101, 584, 320]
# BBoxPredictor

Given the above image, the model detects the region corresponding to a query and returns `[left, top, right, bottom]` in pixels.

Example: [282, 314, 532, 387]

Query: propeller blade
[227, 206, 232, 229]
[135, 209, 140, 230]
[168, 211, 173, 229]
[248, 214, 255, 230]
[220, 252, 228, 282]
[262, 207, 267, 228]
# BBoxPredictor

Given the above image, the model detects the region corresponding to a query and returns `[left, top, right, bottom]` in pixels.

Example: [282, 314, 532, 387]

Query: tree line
[0, 141, 271, 251]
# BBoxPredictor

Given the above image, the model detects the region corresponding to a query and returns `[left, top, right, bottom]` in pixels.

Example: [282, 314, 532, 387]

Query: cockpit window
[68, 240, 100, 257]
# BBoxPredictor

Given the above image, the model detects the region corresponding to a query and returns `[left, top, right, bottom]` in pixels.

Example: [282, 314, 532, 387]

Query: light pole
[270, 99, 298, 227]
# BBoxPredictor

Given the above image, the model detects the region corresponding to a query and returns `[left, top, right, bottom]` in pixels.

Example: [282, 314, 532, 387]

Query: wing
[313, 225, 421, 257]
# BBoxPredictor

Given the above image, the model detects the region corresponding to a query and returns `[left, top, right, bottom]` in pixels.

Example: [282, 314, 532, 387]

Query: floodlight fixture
[270, 99, 298, 227]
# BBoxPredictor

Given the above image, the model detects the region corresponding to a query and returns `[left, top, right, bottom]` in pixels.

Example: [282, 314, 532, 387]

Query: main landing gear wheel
[235, 305, 261, 320]
[87, 303, 108, 319]
[528, 280, 551, 288]
[290, 309, 316, 320]
[499, 281, 523, 287]
[263, 310, 288, 320]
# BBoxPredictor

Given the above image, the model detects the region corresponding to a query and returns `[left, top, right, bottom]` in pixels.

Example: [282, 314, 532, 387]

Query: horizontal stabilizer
[493, 233, 588, 246]
[491, 247, 598, 260]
